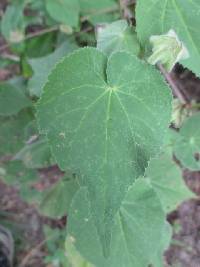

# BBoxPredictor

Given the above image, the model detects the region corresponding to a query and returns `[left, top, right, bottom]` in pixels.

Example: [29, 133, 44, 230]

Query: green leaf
[28, 41, 77, 97]
[0, 159, 42, 204]
[45, 0, 80, 27]
[65, 236, 94, 267]
[80, 0, 118, 25]
[68, 179, 167, 267]
[97, 20, 140, 57]
[37, 47, 172, 254]
[136, 0, 200, 76]
[39, 175, 79, 218]
[0, 83, 31, 116]
[174, 112, 200, 170]
[146, 150, 194, 212]
[25, 32, 57, 58]
[0, 160, 38, 187]
[150, 222, 172, 267]
[14, 136, 55, 169]
[0, 111, 33, 157]
[1, 3, 25, 43]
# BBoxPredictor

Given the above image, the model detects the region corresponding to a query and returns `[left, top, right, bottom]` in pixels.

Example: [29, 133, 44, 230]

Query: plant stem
[119, 0, 134, 20]
[158, 63, 188, 104]
[0, 25, 59, 53]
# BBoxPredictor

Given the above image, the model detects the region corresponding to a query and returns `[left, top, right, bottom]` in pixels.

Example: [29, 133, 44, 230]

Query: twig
[119, 0, 134, 20]
[20, 232, 58, 267]
[81, 0, 136, 22]
[0, 25, 59, 53]
[157, 63, 188, 104]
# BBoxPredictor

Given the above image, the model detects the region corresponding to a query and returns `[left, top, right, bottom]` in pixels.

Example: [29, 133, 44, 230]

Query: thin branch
[119, 0, 134, 20]
[0, 25, 59, 53]
[81, 0, 136, 22]
[158, 63, 188, 104]
[20, 232, 58, 267]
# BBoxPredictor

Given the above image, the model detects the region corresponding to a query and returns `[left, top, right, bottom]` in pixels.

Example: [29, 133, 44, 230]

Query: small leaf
[0, 111, 33, 157]
[146, 150, 194, 212]
[0, 160, 38, 187]
[39, 176, 79, 218]
[45, 0, 80, 28]
[80, 0, 118, 25]
[148, 29, 189, 71]
[28, 41, 77, 97]
[0, 160, 42, 204]
[97, 20, 140, 57]
[1, 4, 25, 43]
[68, 179, 167, 267]
[14, 136, 55, 169]
[37, 47, 172, 254]
[174, 112, 200, 170]
[0, 83, 31, 116]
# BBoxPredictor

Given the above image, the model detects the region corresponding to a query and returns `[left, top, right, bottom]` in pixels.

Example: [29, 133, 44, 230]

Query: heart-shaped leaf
[37, 47, 171, 253]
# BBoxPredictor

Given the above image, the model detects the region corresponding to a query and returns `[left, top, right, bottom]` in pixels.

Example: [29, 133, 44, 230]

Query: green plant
[0, 0, 200, 266]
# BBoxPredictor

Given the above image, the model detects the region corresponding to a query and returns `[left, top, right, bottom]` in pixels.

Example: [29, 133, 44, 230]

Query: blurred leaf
[45, 0, 80, 28]
[0, 160, 38, 187]
[40, 175, 79, 218]
[25, 32, 57, 58]
[0, 83, 31, 116]
[14, 136, 55, 169]
[0, 159, 42, 204]
[1, 3, 25, 43]
[146, 150, 194, 213]
[97, 20, 140, 56]
[80, 0, 119, 25]
[28, 40, 77, 97]
[174, 112, 200, 170]
[0, 111, 33, 157]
